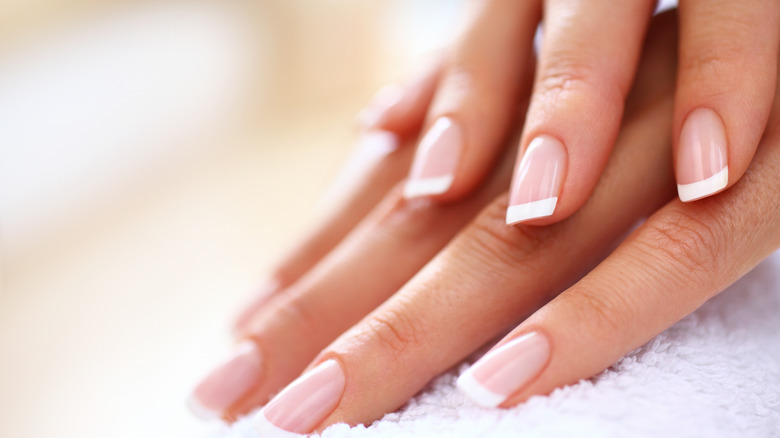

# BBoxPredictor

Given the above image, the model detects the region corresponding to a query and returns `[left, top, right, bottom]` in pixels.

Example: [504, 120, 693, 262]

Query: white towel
[210, 251, 780, 438]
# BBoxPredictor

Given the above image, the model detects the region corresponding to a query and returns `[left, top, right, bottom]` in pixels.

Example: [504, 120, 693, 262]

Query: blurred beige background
[0, 1, 463, 437]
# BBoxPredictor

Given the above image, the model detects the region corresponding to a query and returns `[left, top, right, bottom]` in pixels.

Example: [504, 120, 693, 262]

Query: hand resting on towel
[190, 10, 780, 436]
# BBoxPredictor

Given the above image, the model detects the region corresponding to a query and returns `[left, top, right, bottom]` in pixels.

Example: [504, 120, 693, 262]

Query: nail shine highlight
[253, 359, 346, 437]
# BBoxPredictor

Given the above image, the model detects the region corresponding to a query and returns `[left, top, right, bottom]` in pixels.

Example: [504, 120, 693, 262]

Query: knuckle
[535, 52, 625, 103]
[565, 285, 629, 336]
[268, 266, 300, 290]
[680, 45, 735, 80]
[636, 209, 724, 285]
[372, 185, 444, 241]
[463, 198, 555, 268]
[278, 294, 322, 336]
[364, 306, 421, 357]
[436, 68, 478, 105]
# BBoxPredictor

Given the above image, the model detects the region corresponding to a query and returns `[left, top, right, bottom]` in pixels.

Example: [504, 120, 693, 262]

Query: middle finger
[252, 12, 680, 434]
[193, 108, 521, 421]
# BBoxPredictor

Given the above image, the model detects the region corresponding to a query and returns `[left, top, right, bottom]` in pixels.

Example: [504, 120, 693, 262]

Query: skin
[214, 9, 780, 433]
[368, 0, 780, 224]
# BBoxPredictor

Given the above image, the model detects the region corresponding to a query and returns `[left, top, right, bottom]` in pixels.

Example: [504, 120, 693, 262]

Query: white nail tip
[186, 395, 219, 421]
[505, 197, 558, 225]
[456, 370, 506, 408]
[403, 175, 454, 198]
[252, 412, 304, 438]
[677, 166, 728, 202]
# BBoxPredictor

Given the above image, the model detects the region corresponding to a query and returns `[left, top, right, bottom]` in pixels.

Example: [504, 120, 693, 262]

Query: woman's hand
[230, 57, 444, 335]
[195, 9, 642, 424]
[245, 13, 780, 434]
[188, 10, 780, 436]
[379, 0, 779, 226]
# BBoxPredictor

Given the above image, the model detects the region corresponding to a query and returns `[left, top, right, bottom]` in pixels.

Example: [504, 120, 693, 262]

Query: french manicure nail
[253, 359, 345, 437]
[358, 84, 404, 128]
[676, 108, 728, 202]
[188, 341, 263, 420]
[457, 332, 550, 408]
[506, 135, 567, 225]
[403, 117, 462, 198]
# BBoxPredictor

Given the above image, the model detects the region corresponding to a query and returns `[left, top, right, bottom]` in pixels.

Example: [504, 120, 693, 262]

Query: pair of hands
[190, 7, 780, 438]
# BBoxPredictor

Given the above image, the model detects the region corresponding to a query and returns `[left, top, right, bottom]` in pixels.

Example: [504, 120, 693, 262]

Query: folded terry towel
[210, 251, 780, 438]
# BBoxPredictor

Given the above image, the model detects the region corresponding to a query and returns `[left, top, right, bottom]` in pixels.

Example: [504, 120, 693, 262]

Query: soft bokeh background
[0, 1, 464, 437]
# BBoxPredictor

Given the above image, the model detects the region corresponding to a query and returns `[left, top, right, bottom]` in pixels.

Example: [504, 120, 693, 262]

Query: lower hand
[191, 12, 780, 436]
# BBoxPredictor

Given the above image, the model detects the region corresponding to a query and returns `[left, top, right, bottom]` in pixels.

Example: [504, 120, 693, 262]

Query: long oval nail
[358, 84, 404, 128]
[403, 117, 463, 199]
[457, 332, 550, 408]
[253, 359, 345, 436]
[188, 341, 263, 420]
[506, 136, 567, 225]
[676, 108, 728, 202]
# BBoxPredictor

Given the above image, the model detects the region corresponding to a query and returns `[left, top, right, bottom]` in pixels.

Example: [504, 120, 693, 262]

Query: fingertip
[457, 332, 551, 409]
[404, 117, 462, 201]
[402, 175, 454, 199]
[357, 84, 405, 131]
[505, 197, 558, 225]
[677, 166, 728, 202]
[506, 135, 567, 226]
[456, 369, 504, 408]
[186, 394, 220, 421]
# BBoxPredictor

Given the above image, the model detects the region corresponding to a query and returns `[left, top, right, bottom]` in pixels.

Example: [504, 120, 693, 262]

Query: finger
[232, 131, 413, 334]
[469, 98, 780, 409]
[249, 14, 680, 433]
[673, 0, 780, 201]
[235, 56, 449, 332]
[194, 120, 519, 419]
[402, 0, 539, 201]
[505, 0, 655, 225]
[358, 55, 443, 137]
[235, 57, 449, 332]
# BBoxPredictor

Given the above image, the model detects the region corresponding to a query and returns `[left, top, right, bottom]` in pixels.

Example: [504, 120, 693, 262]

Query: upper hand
[369, 0, 780, 226]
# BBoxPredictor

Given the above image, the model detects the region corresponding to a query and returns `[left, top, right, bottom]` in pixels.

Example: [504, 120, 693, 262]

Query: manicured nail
[403, 117, 462, 199]
[357, 130, 400, 156]
[253, 359, 345, 436]
[188, 341, 263, 420]
[676, 108, 728, 202]
[358, 84, 404, 128]
[506, 135, 567, 225]
[457, 332, 550, 408]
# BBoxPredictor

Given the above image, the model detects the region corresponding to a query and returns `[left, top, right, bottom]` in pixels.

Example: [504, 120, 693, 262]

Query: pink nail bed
[457, 332, 550, 408]
[253, 359, 346, 437]
[506, 135, 567, 225]
[188, 341, 263, 419]
[403, 117, 462, 198]
[676, 108, 728, 202]
[358, 84, 404, 128]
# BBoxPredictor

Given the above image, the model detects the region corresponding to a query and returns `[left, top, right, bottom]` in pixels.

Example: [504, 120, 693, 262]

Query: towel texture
[212, 251, 780, 438]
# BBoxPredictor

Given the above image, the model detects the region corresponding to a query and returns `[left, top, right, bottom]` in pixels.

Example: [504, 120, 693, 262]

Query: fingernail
[457, 332, 550, 408]
[676, 108, 729, 202]
[188, 341, 263, 420]
[403, 117, 462, 199]
[358, 84, 404, 128]
[506, 135, 567, 225]
[357, 130, 401, 156]
[253, 359, 345, 436]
